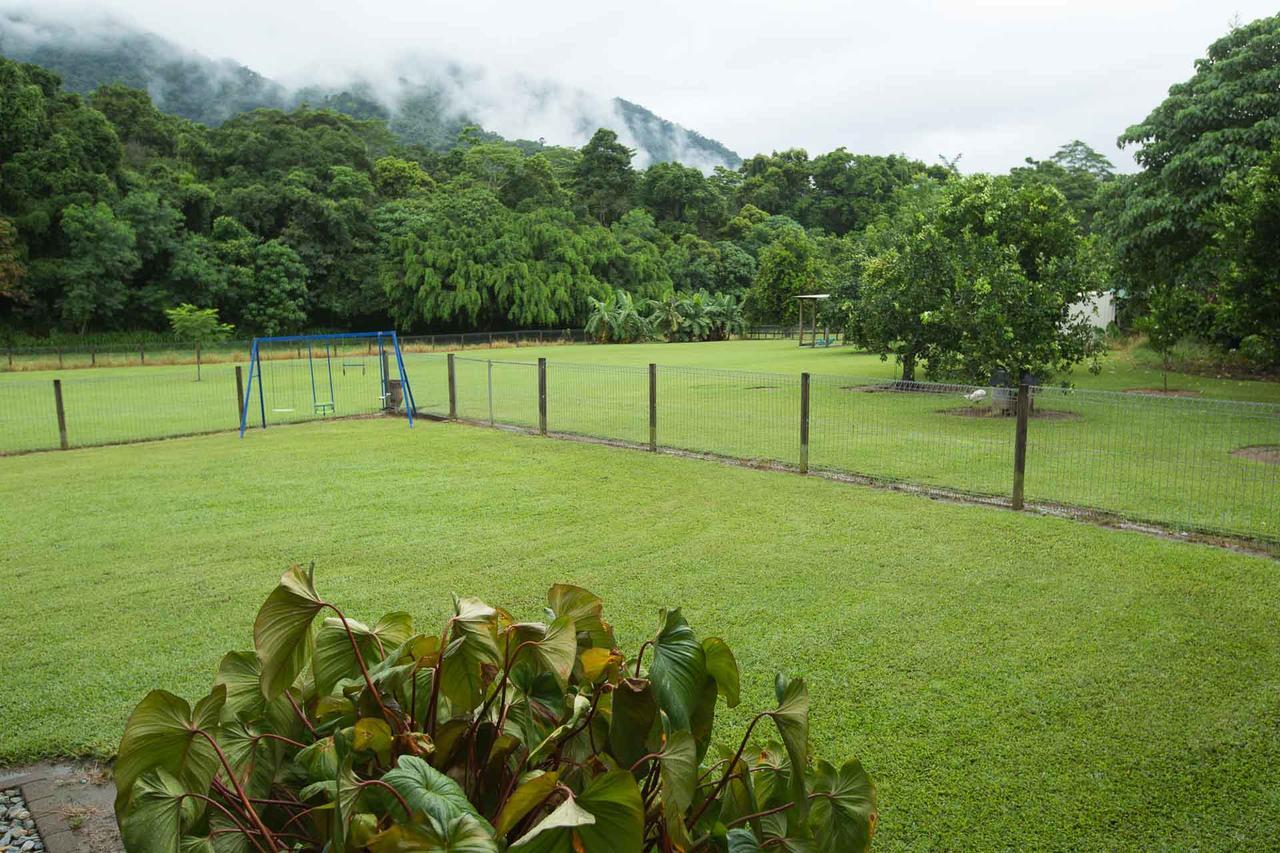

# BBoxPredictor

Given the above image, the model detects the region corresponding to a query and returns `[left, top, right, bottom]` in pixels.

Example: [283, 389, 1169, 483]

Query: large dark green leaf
[493, 771, 559, 839]
[511, 770, 643, 853]
[439, 596, 500, 712]
[726, 828, 763, 853]
[368, 815, 498, 852]
[508, 616, 576, 687]
[648, 609, 706, 731]
[253, 564, 326, 699]
[212, 651, 298, 736]
[382, 756, 487, 829]
[314, 612, 415, 696]
[573, 770, 645, 852]
[658, 730, 697, 849]
[115, 687, 225, 815]
[701, 637, 741, 708]
[607, 677, 657, 768]
[808, 758, 877, 853]
[770, 675, 810, 819]
[120, 768, 200, 853]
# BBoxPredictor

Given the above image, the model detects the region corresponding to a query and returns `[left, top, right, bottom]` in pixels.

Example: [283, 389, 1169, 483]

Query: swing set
[238, 331, 416, 437]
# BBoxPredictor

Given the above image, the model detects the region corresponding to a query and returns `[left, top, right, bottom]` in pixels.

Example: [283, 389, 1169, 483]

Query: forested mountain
[0, 9, 741, 169]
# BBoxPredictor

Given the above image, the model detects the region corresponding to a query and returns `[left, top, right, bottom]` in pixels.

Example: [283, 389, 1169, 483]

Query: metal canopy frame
[239, 331, 417, 436]
[795, 294, 834, 348]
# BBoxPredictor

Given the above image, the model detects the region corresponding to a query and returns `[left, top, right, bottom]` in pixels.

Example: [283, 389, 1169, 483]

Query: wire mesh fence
[2, 352, 1277, 544]
[0, 328, 590, 373]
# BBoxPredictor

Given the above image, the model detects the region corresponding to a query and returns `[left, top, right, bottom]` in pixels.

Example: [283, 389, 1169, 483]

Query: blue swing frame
[239, 331, 417, 437]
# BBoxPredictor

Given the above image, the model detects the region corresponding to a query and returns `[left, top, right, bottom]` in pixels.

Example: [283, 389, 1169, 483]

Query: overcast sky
[22, 0, 1279, 172]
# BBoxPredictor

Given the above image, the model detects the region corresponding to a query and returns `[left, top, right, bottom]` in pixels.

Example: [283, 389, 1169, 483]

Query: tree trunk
[901, 352, 917, 382]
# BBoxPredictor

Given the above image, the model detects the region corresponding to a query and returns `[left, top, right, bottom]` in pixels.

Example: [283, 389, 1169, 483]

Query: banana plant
[115, 566, 876, 852]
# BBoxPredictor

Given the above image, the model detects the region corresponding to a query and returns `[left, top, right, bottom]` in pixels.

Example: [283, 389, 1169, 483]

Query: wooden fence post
[6, 348, 12, 369]
[53, 379, 68, 450]
[235, 365, 245, 421]
[195, 341, 202, 381]
[1012, 380, 1030, 510]
[447, 353, 457, 419]
[799, 372, 810, 474]
[648, 363, 657, 452]
[91, 347, 96, 367]
[139, 344, 146, 365]
[538, 358, 548, 436]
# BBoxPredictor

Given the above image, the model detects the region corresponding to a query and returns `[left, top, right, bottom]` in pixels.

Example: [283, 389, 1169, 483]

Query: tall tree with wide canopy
[1108, 15, 1280, 314]
[574, 128, 637, 226]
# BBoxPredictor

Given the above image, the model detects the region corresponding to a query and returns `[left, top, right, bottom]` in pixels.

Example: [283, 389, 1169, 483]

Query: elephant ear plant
[114, 566, 877, 851]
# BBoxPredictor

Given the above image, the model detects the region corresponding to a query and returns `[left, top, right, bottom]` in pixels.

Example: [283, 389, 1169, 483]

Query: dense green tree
[850, 175, 1100, 382]
[44, 201, 140, 332]
[639, 161, 725, 235]
[574, 129, 637, 226]
[1108, 15, 1280, 317]
[1008, 140, 1114, 233]
[0, 217, 27, 308]
[745, 225, 830, 324]
[1208, 148, 1280, 367]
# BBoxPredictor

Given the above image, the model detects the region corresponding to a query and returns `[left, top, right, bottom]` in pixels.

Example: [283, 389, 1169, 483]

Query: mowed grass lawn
[2, 418, 1279, 850]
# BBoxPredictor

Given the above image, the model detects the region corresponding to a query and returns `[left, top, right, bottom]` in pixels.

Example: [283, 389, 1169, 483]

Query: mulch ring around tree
[1231, 445, 1280, 464]
[1122, 388, 1203, 397]
[937, 406, 1082, 421]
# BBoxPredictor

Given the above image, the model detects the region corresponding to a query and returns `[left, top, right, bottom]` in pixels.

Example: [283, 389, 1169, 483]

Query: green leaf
[658, 730, 698, 849]
[353, 717, 394, 764]
[313, 618, 379, 697]
[510, 797, 596, 851]
[770, 676, 810, 819]
[213, 651, 298, 736]
[114, 687, 225, 815]
[509, 616, 577, 687]
[439, 596, 500, 712]
[120, 768, 200, 853]
[573, 769, 645, 852]
[511, 769, 643, 853]
[546, 584, 611, 646]
[727, 828, 763, 853]
[701, 637, 741, 708]
[494, 771, 559, 839]
[648, 609, 706, 731]
[382, 755, 487, 829]
[368, 815, 498, 852]
[608, 678, 657, 768]
[808, 758, 877, 853]
[315, 613, 416, 697]
[253, 564, 326, 699]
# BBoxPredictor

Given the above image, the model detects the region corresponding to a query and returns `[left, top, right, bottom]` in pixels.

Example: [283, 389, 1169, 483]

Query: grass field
[1, 419, 1278, 850]
[2, 339, 1278, 540]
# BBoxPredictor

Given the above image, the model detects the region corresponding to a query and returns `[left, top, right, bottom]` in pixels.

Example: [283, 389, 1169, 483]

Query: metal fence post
[649, 363, 658, 452]
[487, 360, 495, 426]
[799, 372, 810, 474]
[1012, 380, 1030, 510]
[53, 379, 68, 450]
[235, 365, 245, 421]
[381, 349, 392, 411]
[538, 357, 548, 435]
[447, 353, 457, 419]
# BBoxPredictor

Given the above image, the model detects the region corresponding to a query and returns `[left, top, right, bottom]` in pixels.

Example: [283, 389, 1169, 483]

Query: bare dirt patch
[938, 406, 1081, 421]
[1122, 388, 1203, 398]
[745, 384, 781, 391]
[1232, 445, 1280, 465]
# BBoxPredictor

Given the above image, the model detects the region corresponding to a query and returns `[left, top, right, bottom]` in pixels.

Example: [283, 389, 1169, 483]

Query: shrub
[113, 566, 877, 851]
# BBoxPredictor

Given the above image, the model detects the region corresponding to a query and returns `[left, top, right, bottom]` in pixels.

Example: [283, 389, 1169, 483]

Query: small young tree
[164, 303, 234, 380]
[1133, 284, 1194, 392]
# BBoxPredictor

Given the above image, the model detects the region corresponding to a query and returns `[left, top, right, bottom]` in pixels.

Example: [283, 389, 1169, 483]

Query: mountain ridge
[0, 9, 742, 170]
